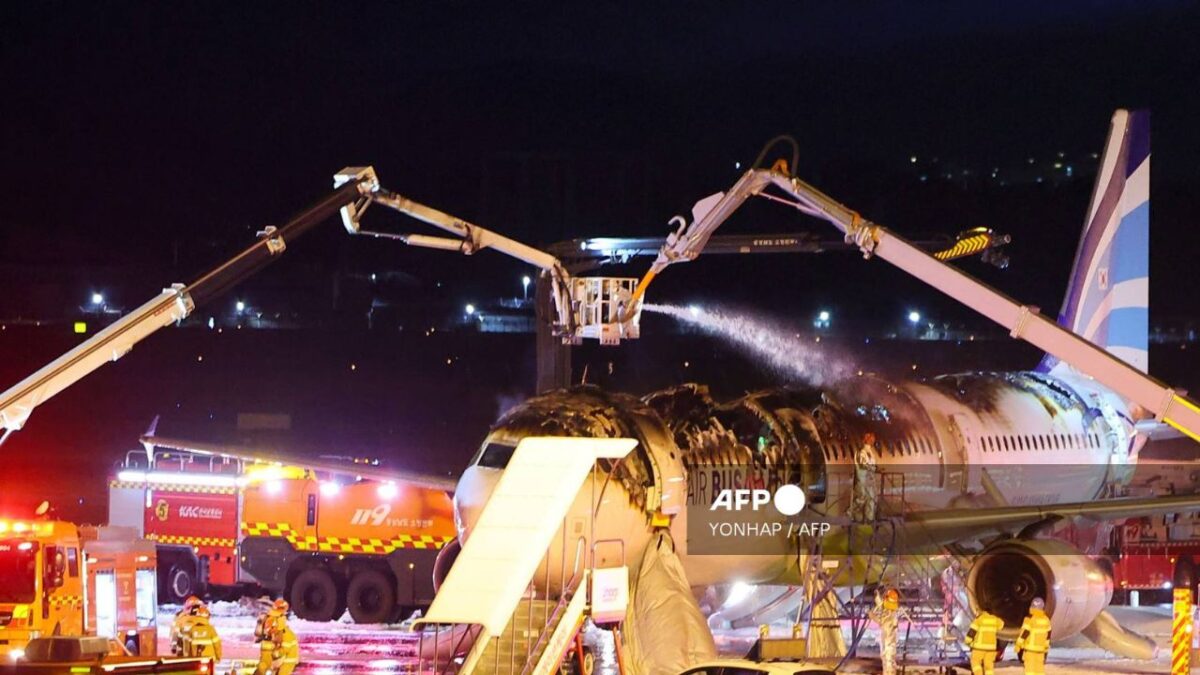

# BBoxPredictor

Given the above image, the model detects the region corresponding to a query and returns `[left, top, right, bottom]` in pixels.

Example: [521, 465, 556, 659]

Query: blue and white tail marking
[1051, 109, 1150, 374]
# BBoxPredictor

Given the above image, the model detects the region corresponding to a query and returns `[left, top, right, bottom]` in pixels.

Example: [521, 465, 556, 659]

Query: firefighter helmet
[273, 598, 290, 614]
[883, 587, 900, 610]
[184, 595, 202, 609]
[1031, 597, 1045, 611]
[863, 432, 876, 445]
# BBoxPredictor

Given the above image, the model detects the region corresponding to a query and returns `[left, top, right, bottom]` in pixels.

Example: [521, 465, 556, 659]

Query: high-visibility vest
[965, 611, 1005, 651]
[1015, 609, 1052, 653]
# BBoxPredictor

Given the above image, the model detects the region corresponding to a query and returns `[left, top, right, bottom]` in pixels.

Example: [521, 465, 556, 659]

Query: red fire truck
[1107, 512, 1200, 604]
[108, 438, 457, 623]
[0, 520, 158, 661]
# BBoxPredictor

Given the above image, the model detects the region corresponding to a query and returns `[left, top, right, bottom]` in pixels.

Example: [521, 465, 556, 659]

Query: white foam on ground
[156, 603, 1175, 673]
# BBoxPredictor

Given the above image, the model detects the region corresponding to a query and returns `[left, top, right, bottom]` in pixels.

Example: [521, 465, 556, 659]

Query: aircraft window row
[979, 432, 1101, 452]
[823, 435, 937, 460]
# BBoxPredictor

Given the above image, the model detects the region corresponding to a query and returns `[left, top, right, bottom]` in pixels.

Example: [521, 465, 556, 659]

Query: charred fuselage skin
[455, 372, 1135, 635]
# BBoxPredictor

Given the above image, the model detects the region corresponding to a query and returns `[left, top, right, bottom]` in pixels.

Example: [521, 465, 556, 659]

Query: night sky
[2, 2, 1199, 519]
[3, 2, 1198, 310]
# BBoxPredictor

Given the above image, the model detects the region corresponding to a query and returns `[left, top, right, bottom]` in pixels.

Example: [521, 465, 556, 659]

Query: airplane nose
[453, 464, 502, 543]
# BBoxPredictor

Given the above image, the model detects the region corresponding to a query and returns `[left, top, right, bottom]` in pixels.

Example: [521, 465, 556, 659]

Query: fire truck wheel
[166, 564, 197, 604]
[346, 569, 396, 624]
[290, 568, 346, 622]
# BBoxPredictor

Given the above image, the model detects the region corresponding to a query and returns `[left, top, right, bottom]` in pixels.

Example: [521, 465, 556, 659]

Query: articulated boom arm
[0, 176, 373, 437]
[334, 167, 641, 345]
[0, 165, 643, 438]
[636, 166, 1200, 441]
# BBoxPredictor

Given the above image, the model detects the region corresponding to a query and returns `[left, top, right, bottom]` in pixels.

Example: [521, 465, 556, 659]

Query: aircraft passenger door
[946, 414, 975, 495]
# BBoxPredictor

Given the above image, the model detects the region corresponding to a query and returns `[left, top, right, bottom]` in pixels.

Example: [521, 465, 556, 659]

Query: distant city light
[522, 275, 531, 300]
[818, 310, 830, 322]
[465, 304, 476, 316]
[908, 311, 921, 324]
[235, 300, 246, 313]
[909, 156, 917, 164]
[90, 292, 104, 306]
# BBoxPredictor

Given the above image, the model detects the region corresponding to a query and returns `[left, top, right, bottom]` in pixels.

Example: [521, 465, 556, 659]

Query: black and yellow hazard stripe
[1172, 587, 1192, 675]
[933, 229, 993, 261]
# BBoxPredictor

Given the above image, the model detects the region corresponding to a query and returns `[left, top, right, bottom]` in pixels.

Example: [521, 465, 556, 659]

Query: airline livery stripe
[1104, 307, 1149, 349]
[1111, 202, 1149, 283]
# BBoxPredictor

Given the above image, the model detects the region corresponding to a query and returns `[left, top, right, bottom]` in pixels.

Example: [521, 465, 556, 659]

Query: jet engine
[967, 538, 1111, 640]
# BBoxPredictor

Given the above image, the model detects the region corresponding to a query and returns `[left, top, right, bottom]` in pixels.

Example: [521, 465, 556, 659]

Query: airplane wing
[898, 493, 1200, 549]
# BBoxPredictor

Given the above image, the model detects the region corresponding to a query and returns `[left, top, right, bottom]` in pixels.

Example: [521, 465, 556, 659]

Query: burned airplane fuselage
[455, 370, 1132, 588]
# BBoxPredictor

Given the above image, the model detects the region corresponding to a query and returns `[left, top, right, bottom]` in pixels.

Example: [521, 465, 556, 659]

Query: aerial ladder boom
[0, 177, 374, 438]
[630, 165, 1200, 442]
[335, 167, 640, 344]
[0, 166, 642, 439]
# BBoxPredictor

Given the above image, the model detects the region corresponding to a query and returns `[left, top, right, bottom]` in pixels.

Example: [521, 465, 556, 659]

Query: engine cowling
[967, 538, 1111, 640]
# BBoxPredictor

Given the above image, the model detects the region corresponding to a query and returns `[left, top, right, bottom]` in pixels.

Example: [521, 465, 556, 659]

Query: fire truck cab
[0, 520, 156, 661]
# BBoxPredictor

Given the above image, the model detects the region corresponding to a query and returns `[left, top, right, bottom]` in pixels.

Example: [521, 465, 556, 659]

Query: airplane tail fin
[1045, 109, 1150, 374]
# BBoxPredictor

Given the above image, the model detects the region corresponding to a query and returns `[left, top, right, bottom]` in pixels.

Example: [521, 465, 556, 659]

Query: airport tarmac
[164, 602, 1175, 674]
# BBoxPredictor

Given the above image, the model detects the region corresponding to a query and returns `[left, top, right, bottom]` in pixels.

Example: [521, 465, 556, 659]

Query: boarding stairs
[415, 437, 635, 675]
[872, 471, 972, 670]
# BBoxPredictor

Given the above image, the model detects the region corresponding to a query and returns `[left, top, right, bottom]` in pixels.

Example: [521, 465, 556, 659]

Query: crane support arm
[0, 175, 375, 435]
[334, 167, 595, 342]
[0, 287, 193, 433]
[641, 166, 1200, 442]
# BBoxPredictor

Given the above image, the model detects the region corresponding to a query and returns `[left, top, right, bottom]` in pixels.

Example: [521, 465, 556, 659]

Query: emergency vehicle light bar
[116, 470, 243, 489]
[0, 521, 54, 536]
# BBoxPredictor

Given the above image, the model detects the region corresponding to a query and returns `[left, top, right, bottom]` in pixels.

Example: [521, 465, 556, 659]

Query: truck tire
[291, 568, 346, 621]
[346, 569, 396, 624]
[165, 564, 197, 604]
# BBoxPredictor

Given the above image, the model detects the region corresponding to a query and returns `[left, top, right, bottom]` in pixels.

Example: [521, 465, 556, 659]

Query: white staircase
[417, 436, 635, 675]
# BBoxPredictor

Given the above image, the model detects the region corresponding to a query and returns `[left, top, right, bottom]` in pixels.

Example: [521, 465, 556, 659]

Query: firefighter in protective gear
[852, 433, 879, 521]
[255, 599, 299, 675]
[964, 608, 1006, 675]
[868, 587, 907, 675]
[180, 603, 222, 661]
[1014, 598, 1051, 675]
[171, 596, 221, 658]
